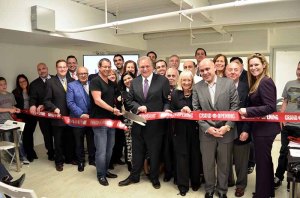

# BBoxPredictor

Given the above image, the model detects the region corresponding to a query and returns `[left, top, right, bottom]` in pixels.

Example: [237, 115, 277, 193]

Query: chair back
[0, 181, 38, 198]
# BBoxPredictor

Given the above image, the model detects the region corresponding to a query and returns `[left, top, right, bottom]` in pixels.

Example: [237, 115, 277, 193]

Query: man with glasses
[66, 66, 95, 172]
[90, 58, 122, 186]
[44, 59, 75, 171]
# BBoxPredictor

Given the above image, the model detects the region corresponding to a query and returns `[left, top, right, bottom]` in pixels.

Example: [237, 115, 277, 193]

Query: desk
[0, 125, 21, 172]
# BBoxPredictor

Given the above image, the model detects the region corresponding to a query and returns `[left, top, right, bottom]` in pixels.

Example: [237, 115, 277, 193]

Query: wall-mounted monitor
[83, 55, 139, 75]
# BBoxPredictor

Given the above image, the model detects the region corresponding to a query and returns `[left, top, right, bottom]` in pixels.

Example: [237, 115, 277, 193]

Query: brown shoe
[235, 188, 245, 197]
[56, 164, 63, 172]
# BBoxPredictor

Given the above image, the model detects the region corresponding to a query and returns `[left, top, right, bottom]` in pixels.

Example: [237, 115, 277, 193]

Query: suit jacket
[235, 80, 250, 145]
[44, 75, 74, 126]
[29, 75, 54, 107]
[246, 76, 280, 137]
[192, 77, 240, 143]
[127, 73, 170, 136]
[66, 80, 91, 119]
[127, 73, 170, 114]
[239, 69, 248, 85]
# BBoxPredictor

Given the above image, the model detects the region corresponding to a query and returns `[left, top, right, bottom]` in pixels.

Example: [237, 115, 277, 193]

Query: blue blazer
[66, 80, 91, 119]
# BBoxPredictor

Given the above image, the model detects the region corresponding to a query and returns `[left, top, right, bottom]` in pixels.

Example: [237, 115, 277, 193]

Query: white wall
[274, 50, 300, 98]
[0, 43, 90, 145]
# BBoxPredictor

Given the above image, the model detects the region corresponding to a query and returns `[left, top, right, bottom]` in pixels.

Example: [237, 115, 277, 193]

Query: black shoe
[78, 163, 84, 172]
[118, 177, 139, 186]
[248, 166, 254, 174]
[106, 171, 117, 178]
[179, 190, 186, 196]
[55, 164, 63, 172]
[205, 192, 214, 198]
[274, 177, 282, 189]
[27, 157, 34, 162]
[163, 174, 172, 182]
[98, 177, 109, 186]
[9, 174, 25, 188]
[191, 185, 200, 191]
[218, 193, 227, 198]
[151, 179, 161, 189]
[89, 161, 96, 166]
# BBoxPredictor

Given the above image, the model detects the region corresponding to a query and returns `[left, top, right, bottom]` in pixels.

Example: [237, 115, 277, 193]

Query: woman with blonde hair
[239, 53, 280, 198]
[170, 70, 201, 196]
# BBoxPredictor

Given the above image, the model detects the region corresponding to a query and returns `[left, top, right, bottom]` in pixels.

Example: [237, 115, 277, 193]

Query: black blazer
[246, 76, 280, 137]
[239, 69, 248, 85]
[127, 73, 170, 137]
[44, 75, 74, 126]
[127, 73, 170, 114]
[29, 75, 54, 107]
[235, 81, 250, 145]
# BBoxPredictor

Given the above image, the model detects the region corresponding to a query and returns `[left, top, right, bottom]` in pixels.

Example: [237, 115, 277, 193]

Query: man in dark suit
[66, 55, 78, 80]
[192, 59, 239, 198]
[230, 57, 248, 84]
[29, 63, 55, 161]
[225, 62, 250, 197]
[66, 66, 95, 172]
[119, 56, 170, 189]
[44, 59, 75, 171]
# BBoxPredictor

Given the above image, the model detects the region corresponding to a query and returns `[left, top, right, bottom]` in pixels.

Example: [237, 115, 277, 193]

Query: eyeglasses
[78, 73, 88, 76]
[166, 74, 177, 78]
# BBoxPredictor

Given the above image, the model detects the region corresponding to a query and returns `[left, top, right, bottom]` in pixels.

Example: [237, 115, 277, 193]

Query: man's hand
[181, 106, 191, 113]
[165, 109, 173, 113]
[238, 108, 247, 117]
[80, 114, 89, 119]
[54, 108, 60, 115]
[239, 132, 249, 142]
[37, 105, 44, 113]
[137, 106, 147, 113]
[29, 106, 37, 115]
[218, 125, 230, 136]
[113, 108, 122, 116]
[207, 127, 223, 138]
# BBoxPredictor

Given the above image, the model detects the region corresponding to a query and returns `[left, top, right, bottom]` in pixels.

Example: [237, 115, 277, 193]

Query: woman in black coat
[170, 70, 201, 196]
[239, 53, 280, 198]
[12, 74, 37, 162]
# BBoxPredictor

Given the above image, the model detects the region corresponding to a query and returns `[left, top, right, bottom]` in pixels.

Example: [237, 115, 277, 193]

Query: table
[0, 124, 21, 172]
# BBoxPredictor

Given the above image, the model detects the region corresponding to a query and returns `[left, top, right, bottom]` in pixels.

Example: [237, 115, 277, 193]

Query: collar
[142, 73, 153, 82]
[205, 75, 217, 86]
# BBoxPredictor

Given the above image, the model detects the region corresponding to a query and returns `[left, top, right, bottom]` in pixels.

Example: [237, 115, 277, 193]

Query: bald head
[199, 58, 216, 84]
[165, 67, 179, 87]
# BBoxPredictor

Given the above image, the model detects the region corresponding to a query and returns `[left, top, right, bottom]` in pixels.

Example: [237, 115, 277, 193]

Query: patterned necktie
[143, 78, 149, 99]
[83, 84, 89, 95]
[71, 72, 77, 80]
[62, 79, 67, 91]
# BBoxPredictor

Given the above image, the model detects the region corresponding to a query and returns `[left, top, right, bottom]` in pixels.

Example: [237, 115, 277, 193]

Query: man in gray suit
[192, 59, 239, 198]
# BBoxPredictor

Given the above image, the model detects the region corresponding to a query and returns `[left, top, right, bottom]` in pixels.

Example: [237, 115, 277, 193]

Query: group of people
[0, 48, 298, 198]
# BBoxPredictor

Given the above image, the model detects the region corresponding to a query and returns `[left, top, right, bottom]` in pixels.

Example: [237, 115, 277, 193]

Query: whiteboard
[83, 55, 139, 75]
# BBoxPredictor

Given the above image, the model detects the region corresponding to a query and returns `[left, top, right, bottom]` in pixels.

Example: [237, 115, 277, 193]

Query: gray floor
[4, 138, 294, 198]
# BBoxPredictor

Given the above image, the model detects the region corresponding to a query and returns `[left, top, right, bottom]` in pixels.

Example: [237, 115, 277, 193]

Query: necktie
[62, 79, 67, 91]
[71, 72, 77, 80]
[83, 84, 89, 95]
[143, 78, 149, 99]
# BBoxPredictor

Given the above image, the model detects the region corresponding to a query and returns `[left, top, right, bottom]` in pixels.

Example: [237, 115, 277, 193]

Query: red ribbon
[21, 110, 128, 130]
[139, 111, 300, 123]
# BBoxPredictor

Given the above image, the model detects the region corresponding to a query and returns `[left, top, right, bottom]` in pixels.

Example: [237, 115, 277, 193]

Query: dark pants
[39, 117, 54, 157]
[73, 127, 95, 163]
[163, 120, 174, 178]
[21, 114, 37, 159]
[0, 163, 12, 181]
[248, 141, 256, 168]
[130, 121, 164, 182]
[253, 135, 276, 198]
[53, 126, 74, 165]
[275, 125, 299, 181]
[111, 128, 125, 164]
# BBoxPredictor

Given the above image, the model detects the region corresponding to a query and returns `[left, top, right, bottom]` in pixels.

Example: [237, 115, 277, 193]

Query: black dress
[170, 90, 201, 193]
